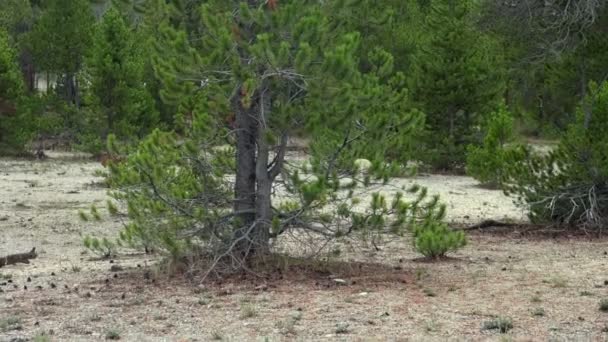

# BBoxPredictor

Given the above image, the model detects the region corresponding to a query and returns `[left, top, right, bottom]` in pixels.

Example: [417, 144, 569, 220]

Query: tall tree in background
[0, 0, 38, 92]
[414, 0, 505, 170]
[0, 29, 24, 118]
[88, 7, 158, 140]
[29, 0, 94, 106]
[0, 29, 25, 144]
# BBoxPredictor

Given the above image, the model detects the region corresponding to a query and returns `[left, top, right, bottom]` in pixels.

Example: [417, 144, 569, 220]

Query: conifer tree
[29, 0, 94, 106]
[414, 0, 505, 170]
[88, 7, 159, 141]
[0, 29, 24, 132]
[98, 0, 461, 270]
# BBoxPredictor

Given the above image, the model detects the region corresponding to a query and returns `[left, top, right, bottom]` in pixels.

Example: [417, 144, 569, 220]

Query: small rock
[358, 292, 369, 296]
[333, 279, 347, 285]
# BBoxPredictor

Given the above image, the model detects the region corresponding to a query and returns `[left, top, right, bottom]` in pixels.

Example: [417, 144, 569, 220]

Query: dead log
[0, 247, 37, 267]
[459, 220, 518, 231]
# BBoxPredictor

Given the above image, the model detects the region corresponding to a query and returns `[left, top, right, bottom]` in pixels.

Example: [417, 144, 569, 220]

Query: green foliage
[87, 7, 159, 142]
[504, 82, 608, 228]
[482, 316, 513, 333]
[30, 0, 94, 75]
[92, 0, 459, 268]
[600, 299, 608, 312]
[29, 0, 94, 104]
[412, 221, 467, 258]
[466, 103, 529, 187]
[0, 29, 23, 102]
[414, 0, 506, 170]
[83, 235, 117, 258]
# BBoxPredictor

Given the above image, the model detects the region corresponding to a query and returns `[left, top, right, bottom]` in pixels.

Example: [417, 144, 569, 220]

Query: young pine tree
[88, 7, 159, 144]
[504, 82, 608, 230]
[466, 103, 528, 187]
[97, 0, 464, 270]
[414, 0, 505, 171]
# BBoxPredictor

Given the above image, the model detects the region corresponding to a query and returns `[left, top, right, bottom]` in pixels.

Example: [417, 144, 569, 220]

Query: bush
[504, 81, 608, 230]
[599, 299, 608, 312]
[466, 103, 529, 187]
[482, 316, 513, 333]
[412, 221, 467, 258]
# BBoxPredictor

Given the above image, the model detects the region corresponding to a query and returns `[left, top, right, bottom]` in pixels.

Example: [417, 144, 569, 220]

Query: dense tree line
[1, 0, 607, 269]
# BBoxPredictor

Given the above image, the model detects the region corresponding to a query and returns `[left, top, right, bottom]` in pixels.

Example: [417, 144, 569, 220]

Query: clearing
[1, 154, 608, 341]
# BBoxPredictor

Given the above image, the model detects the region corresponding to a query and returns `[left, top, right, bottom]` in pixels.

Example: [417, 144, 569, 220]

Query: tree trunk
[253, 88, 272, 254]
[19, 50, 36, 93]
[233, 85, 259, 254]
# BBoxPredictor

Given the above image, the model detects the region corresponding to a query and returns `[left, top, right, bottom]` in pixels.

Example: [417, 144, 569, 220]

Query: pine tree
[96, 0, 461, 270]
[414, 0, 505, 170]
[504, 81, 608, 230]
[0, 28, 32, 150]
[88, 7, 159, 142]
[29, 0, 94, 106]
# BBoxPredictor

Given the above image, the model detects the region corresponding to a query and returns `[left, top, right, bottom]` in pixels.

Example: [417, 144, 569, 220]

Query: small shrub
[599, 299, 608, 312]
[482, 316, 513, 333]
[532, 308, 545, 317]
[412, 221, 467, 258]
[105, 329, 120, 340]
[423, 288, 437, 297]
[466, 103, 528, 187]
[530, 295, 542, 303]
[239, 304, 257, 319]
[335, 322, 350, 334]
[0, 316, 22, 332]
[211, 331, 223, 340]
[33, 334, 51, 342]
[83, 235, 116, 258]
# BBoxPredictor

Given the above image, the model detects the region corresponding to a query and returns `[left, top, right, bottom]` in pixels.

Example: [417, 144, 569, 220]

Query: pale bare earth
[1, 154, 608, 342]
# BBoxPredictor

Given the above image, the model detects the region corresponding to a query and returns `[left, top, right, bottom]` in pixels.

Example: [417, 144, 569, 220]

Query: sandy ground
[1, 154, 608, 341]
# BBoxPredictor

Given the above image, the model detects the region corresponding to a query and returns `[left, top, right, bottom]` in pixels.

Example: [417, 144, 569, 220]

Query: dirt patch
[2, 154, 608, 341]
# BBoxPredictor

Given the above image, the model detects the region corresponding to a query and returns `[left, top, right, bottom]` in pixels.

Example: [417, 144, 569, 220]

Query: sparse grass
[0, 316, 22, 332]
[335, 322, 350, 334]
[580, 290, 593, 296]
[239, 304, 257, 319]
[531, 295, 542, 303]
[532, 308, 545, 317]
[599, 299, 608, 312]
[71, 264, 81, 273]
[423, 288, 437, 297]
[0, 273, 12, 280]
[276, 310, 303, 335]
[425, 319, 440, 332]
[414, 267, 428, 281]
[543, 276, 568, 288]
[33, 334, 51, 342]
[90, 314, 102, 322]
[211, 331, 224, 340]
[276, 318, 297, 335]
[105, 328, 121, 340]
[482, 316, 513, 333]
